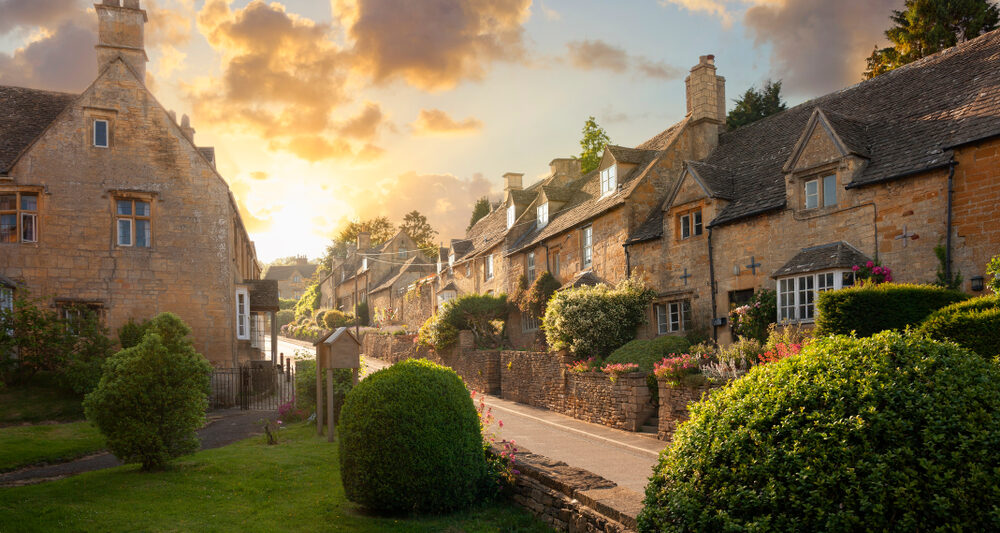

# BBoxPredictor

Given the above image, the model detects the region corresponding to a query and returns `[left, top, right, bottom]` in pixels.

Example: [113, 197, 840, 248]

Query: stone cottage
[627, 30, 1000, 344]
[0, 0, 270, 366]
[263, 257, 318, 299]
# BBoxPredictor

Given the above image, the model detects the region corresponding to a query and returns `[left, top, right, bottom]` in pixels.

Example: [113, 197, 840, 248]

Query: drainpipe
[707, 227, 719, 344]
[946, 161, 957, 281]
[623, 243, 632, 278]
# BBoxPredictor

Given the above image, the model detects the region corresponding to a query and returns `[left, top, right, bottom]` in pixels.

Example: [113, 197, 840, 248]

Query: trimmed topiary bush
[919, 295, 1000, 358]
[322, 309, 354, 330]
[417, 293, 508, 351]
[606, 336, 690, 372]
[83, 313, 211, 471]
[339, 359, 486, 514]
[544, 278, 655, 358]
[815, 283, 968, 337]
[638, 331, 1000, 532]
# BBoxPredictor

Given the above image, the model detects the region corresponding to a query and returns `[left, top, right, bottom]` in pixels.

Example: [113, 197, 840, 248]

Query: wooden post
[316, 352, 324, 436]
[326, 368, 335, 443]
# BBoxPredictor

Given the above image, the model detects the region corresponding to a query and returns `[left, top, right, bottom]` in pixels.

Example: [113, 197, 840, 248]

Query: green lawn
[0, 422, 105, 472]
[0, 423, 553, 533]
[0, 383, 84, 425]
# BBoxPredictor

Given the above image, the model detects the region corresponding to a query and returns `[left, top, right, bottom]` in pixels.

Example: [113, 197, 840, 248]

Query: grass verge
[0, 422, 105, 472]
[0, 422, 552, 533]
[0, 383, 84, 425]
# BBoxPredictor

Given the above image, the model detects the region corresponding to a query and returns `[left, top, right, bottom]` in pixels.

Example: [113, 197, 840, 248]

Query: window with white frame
[0, 192, 38, 243]
[778, 270, 855, 322]
[236, 287, 249, 340]
[115, 198, 151, 248]
[485, 254, 494, 280]
[93, 119, 109, 148]
[600, 165, 617, 196]
[526, 251, 536, 283]
[449, 252, 455, 267]
[362, 257, 368, 270]
[655, 300, 692, 334]
[679, 209, 703, 239]
[521, 311, 540, 332]
[804, 175, 838, 210]
[581, 226, 593, 268]
[537, 202, 549, 228]
[507, 204, 516, 229]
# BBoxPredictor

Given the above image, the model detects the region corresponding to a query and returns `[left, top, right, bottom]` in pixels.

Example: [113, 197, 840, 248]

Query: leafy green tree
[336, 217, 395, 247]
[84, 313, 211, 471]
[0, 293, 72, 383]
[579, 116, 610, 174]
[467, 196, 491, 230]
[399, 210, 438, 258]
[864, 0, 999, 79]
[726, 80, 787, 131]
[267, 255, 308, 267]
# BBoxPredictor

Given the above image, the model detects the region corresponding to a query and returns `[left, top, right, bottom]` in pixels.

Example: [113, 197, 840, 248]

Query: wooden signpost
[312, 327, 361, 442]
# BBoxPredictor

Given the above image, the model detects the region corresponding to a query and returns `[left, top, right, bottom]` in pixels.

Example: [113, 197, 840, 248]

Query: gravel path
[0, 409, 272, 487]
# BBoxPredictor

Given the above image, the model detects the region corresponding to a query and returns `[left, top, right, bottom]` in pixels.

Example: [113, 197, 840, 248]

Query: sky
[0, 0, 899, 262]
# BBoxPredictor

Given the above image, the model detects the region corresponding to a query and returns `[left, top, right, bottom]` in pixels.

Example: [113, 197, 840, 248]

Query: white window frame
[804, 179, 819, 209]
[485, 254, 494, 280]
[679, 209, 703, 240]
[507, 204, 516, 229]
[822, 175, 837, 207]
[521, 311, 540, 333]
[655, 300, 691, 334]
[236, 287, 249, 340]
[526, 251, 536, 283]
[600, 165, 617, 196]
[93, 119, 109, 148]
[777, 269, 855, 323]
[537, 202, 549, 228]
[582, 226, 593, 268]
[449, 253, 455, 267]
[1, 192, 39, 244]
[362, 257, 368, 270]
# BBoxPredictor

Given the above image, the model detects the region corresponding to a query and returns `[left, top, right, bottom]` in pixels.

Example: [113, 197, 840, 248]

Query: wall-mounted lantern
[971, 276, 985, 292]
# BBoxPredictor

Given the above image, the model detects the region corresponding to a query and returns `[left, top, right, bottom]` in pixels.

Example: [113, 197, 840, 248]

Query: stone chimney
[503, 172, 524, 192]
[180, 114, 196, 142]
[548, 158, 581, 186]
[95, 0, 148, 82]
[295, 257, 308, 265]
[356, 231, 371, 251]
[685, 54, 726, 157]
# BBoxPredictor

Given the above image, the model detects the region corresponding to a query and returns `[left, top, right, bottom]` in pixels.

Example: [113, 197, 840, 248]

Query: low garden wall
[505, 446, 641, 532]
[657, 378, 718, 441]
[361, 331, 501, 394]
[499, 350, 567, 410]
[564, 372, 651, 432]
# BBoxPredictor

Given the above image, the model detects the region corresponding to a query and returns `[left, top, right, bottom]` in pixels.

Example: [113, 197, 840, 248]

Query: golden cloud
[333, 0, 532, 91]
[410, 109, 483, 136]
[337, 101, 387, 140]
[565, 39, 682, 79]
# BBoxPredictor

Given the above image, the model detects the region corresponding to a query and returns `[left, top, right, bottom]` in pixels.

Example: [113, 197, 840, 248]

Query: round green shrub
[605, 335, 690, 372]
[638, 331, 1000, 532]
[544, 278, 656, 357]
[339, 359, 486, 514]
[323, 309, 354, 330]
[83, 313, 211, 471]
[919, 294, 1000, 358]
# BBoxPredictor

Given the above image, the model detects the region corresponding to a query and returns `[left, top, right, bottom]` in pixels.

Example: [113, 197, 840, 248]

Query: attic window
[804, 175, 837, 209]
[537, 202, 549, 228]
[449, 253, 456, 267]
[600, 165, 617, 196]
[94, 119, 109, 148]
[507, 204, 516, 229]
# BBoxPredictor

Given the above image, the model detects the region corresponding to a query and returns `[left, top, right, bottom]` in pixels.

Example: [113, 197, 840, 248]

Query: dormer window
[679, 208, 703, 240]
[449, 253, 456, 267]
[804, 175, 837, 209]
[94, 119, 109, 148]
[600, 165, 617, 196]
[362, 257, 368, 270]
[537, 202, 549, 228]
[507, 204, 516, 229]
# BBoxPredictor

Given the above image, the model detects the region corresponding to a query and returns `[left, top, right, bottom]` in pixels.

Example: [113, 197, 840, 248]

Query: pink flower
[866, 261, 874, 268]
[852, 265, 860, 272]
[498, 420, 503, 428]
[885, 274, 893, 282]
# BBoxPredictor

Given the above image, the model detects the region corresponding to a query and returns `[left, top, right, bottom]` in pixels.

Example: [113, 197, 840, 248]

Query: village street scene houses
[1, 1, 999, 531]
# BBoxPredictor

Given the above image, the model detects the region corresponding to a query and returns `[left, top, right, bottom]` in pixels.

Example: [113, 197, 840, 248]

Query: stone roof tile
[0, 85, 77, 173]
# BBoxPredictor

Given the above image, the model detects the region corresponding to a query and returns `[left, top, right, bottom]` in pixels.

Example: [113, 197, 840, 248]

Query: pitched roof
[686, 161, 735, 200]
[369, 255, 436, 293]
[540, 185, 574, 203]
[626, 203, 665, 244]
[771, 241, 870, 278]
[706, 28, 1000, 227]
[263, 263, 318, 281]
[315, 326, 361, 347]
[456, 204, 507, 261]
[0, 86, 77, 173]
[560, 270, 603, 290]
[607, 145, 658, 165]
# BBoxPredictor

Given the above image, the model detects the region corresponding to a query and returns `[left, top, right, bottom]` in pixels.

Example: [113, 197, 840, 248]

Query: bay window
[777, 270, 855, 322]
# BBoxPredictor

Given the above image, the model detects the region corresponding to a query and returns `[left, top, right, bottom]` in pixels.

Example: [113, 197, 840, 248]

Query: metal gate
[210, 363, 296, 411]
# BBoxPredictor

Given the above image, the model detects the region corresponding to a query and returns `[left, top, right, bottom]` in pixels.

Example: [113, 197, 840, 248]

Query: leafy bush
[512, 272, 561, 317]
[323, 309, 354, 330]
[815, 283, 968, 337]
[639, 331, 1000, 532]
[989, 254, 1000, 294]
[354, 300, 370, 327]
[418, 294, 508, 351]
[59, 308, 116, 395]
[83, 313, 211, 471]
[294, 358, 355, 414]
[728, 288, 776, 343]
[919, 295, 1000, 358]
[294, 283, 321, 321]
[275, 309, 294, 329]
[544, 278, 655, 358]
[278, 298, 297, 310]
[715, 337, 763, 366]
[652, 353, 703, 384]
[606, 336, 690, 373]
[852, 258, 893, 284]
[117, 318, 151, 349]
[339, 359, 486, 514]
[565, 357, 601, 373]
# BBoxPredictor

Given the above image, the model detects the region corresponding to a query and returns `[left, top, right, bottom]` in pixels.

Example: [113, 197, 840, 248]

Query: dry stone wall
[564, 372, 651, 431]
[499, 350, 567, 410]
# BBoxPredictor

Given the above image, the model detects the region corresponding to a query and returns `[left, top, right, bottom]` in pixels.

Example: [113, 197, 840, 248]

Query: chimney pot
[356, 231, 371, 251]
[96, 0, 148, 81]
[180, 113, 196, 142]
[503, 172, 524, 191]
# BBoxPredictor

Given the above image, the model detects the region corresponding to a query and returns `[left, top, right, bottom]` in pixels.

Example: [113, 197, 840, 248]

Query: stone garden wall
[564, 372, 652, 432]
[361, 330, 501, 394]
[499, 350, 567, 410]
[657, 378, 718, 441]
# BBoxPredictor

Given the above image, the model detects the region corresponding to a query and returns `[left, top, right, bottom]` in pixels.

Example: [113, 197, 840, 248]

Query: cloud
[410, 109, 483, 136]
[565, 39, 683, 79]
[337, 101, 386, 140]
[0, 20, 96, 92]
[744, 0, 896, 94]
[538, 2, 561, 21]
[332, 0, 532, 91]
[0, 0, 81, 34]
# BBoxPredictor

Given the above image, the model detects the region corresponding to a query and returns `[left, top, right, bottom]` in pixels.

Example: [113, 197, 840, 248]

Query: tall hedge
[338, 359, 486, 514]
[639, 331, 1000, 531]
[919, 295, 1000, 358]
[815, 283, 968, 337]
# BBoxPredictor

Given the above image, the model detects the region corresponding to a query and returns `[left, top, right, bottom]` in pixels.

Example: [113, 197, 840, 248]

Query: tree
[864, 0, 999, 79]
[335, 217, 395, 248]
[579, 116, 610, 174]
[467, 196, 491, 230]
[726, 80, 787, 131]
[267, 255, 308, 267]
[399, 210, 438, 258]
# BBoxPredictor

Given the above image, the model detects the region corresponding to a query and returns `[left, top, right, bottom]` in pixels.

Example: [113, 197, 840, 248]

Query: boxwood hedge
[815, 283, 968, 337]
[919, 295, 1000, 358]
[605, 336, 690, 373]
[638, 331, 1000, 532]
